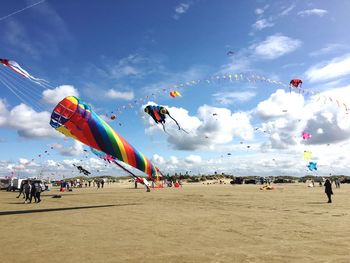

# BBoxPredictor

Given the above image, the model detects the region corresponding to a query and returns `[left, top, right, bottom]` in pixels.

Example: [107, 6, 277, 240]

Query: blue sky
[1, 0, 350, 178]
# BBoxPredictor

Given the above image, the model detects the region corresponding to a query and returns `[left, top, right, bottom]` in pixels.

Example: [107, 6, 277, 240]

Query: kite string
[0, 70, 45, 112]
[0, 0, 46, 22]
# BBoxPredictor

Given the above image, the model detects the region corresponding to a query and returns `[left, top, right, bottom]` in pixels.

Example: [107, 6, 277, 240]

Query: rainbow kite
[50, 96, 158, 179]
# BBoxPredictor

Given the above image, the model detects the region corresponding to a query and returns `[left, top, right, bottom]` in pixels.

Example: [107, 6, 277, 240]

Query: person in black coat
[324, 179, 333, 203]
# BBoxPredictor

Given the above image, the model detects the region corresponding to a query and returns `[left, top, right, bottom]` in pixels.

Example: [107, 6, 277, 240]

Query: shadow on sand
[0, 203, 138, 216]
[305, 201, 328, 205]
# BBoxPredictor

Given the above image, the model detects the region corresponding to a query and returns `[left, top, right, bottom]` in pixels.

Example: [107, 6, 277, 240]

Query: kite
[290, 79, 302, 88]
[169, 91, 181, 98]
[50, 96, 160, 181]
[303, 150, 312, 160]
[227, 51, 235, 56]
[73, 164, 91, 175]
[302, 132, 312, 140]
[110, 115, 116, 120]
[0, 58, 49, 87]
[307, 162, 317, 171]
[144, 105, 188, 133]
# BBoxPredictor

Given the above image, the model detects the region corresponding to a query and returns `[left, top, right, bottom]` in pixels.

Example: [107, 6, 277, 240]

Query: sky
[0, 0, 350, 179]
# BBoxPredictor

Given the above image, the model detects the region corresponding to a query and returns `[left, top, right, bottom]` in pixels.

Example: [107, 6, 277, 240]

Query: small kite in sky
[170, 91, 181, 98]
[227, 51, 235, 56]
[303, 150, 312, 160]
[302, 132, 312, 140]
[307, 162, 317, 171]
[144, 105, 188, 133]
[290, 79, 303, 88]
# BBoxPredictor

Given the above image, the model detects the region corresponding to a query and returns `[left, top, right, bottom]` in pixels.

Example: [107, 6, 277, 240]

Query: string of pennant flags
[106, 72, 349, 120]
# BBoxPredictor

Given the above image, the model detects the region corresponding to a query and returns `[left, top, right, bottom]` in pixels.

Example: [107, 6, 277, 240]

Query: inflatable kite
[144, 105, 187, 133]
[50, 96, 159, 180]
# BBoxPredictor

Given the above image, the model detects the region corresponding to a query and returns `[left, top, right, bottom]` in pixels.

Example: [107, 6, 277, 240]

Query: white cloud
[250, 34, 302, 59]
[152, 154, 165, 165]
[51, 141, 85, 157]
[175, 3, 189, 14]
[109, 54, 143, 79]
[252, 19, 274, 30]
[213, 91, 256, 105]
[173, 3, 190, 19]
[256, 88, 350, 150]
[305, 54, 350, 83]
[106, 89, 134, 100]
[108, 54, 163, 80]
[169, 156, 179, 165]
[143, 103, 254, 151]
[256, 89, 304, 120]
[0, 99, 59, 138]
[185, 155, 202, 164]
[255, 5, 269, 15]
[309, 44, 347, 57]
[298, 9, 328, 17]
[255, 8, 264, 15]
[42, 85, 79, 105]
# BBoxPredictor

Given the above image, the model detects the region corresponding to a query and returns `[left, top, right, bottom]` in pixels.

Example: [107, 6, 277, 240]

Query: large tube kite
[50, 96, 158, 179]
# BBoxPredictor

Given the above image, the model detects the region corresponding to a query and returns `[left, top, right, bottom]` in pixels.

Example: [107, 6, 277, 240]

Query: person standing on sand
[324, 179, 333, 203]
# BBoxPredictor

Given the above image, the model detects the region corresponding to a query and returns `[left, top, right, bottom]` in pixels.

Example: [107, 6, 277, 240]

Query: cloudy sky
[0, 0, 350, 179]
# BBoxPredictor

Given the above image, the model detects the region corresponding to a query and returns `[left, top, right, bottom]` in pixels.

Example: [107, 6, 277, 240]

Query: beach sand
[0, 182, 349, 263]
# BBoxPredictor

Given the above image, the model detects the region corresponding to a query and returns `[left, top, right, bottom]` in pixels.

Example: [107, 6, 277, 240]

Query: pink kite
[302, 132, 312, 140]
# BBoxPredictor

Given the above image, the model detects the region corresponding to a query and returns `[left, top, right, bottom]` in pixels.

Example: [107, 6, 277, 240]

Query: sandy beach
[0, 182, 349, 263]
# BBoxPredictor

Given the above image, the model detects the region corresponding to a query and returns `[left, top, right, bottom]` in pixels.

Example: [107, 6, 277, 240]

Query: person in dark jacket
[30, 181, 37, 203]
[324, 179, 333, 203]
[34, 182, 42, 203]
[24, 180, 32, 203]
[16, 180, 27, 199]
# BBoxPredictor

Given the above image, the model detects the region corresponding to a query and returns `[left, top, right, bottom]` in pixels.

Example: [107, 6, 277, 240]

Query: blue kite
[307, 162, 317, 171]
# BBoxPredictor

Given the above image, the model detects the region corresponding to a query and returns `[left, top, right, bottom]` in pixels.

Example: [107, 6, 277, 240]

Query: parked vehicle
[7, 178, 47, 192]
[0, 178, 11, 190]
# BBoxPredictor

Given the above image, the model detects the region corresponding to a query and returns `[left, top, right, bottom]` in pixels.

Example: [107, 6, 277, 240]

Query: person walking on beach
[33, 181, 42, 203]
[30, 181, 37, 203]
[24, 180, 32, 203]
[101, 179, 104, 188]
[324, 179, 333, 203]
[16, 180, 26, 199]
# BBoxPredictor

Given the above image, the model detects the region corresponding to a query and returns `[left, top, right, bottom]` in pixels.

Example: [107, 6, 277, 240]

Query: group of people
[16, 180, 43, 203]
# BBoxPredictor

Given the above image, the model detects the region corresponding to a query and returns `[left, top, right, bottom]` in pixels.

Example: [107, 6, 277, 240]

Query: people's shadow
[0, 203, 138, 216]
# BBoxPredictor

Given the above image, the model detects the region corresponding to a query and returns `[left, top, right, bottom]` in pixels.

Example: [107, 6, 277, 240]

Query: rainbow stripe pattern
[50, 96, 157, 178]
